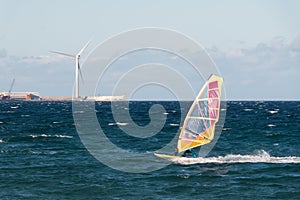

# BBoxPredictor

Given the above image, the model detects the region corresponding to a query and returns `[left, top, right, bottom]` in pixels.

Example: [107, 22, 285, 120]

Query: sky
[0, 0, 299, 100]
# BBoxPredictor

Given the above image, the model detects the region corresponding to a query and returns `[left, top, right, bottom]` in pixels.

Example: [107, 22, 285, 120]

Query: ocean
[0, 101, 299, 199]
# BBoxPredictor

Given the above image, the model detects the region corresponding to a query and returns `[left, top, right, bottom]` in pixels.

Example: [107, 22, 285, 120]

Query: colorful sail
[177, 74, 223, 153]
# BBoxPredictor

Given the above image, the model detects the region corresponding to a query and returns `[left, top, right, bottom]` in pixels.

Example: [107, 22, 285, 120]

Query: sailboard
[155, 74, 223, 160]
[154, 153, 183, 160]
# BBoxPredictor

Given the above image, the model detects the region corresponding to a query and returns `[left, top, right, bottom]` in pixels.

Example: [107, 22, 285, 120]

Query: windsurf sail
[176, 74, 223, 154]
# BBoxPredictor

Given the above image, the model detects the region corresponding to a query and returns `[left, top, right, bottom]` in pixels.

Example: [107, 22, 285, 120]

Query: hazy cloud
[208, 36, 300, 100]
[210, 36, 300, 70]
[19, 55, 67, 65]
[0, 48, 7, 58]
[290, 36, 300, 52]
[0, 55, 74, 95]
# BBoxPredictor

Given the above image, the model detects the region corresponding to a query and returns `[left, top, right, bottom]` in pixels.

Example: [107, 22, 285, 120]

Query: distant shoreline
[0, 97, 299, 102]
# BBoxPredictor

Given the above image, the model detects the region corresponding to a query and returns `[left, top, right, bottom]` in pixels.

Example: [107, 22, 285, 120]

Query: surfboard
[154, 153, 182, 160]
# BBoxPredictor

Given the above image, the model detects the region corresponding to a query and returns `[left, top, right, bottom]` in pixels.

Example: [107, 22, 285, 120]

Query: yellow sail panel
[177, 126, 215, 152]
[177, 74, 223, 153]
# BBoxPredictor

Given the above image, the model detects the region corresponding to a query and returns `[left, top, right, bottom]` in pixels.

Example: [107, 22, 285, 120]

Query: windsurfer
[182, 148, 197, 158]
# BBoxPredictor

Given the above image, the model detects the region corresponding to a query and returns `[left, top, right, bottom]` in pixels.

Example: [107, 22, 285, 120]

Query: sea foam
[172, 150, 300, 165]
[30, 134, 73, 139]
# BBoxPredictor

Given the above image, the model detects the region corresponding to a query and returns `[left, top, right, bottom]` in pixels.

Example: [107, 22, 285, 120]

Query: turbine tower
[50, 40, 90, 99]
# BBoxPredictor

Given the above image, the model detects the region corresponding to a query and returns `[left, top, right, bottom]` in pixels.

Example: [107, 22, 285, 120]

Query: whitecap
[267, 124, 276, 127]
[29, 134, 49, 138]
[0, 139, 3, 143]
[48, 150, 58, 155]
[268, 110, 278, 114]
[31, 151, 42, 154]
[54, 134, 73, 138]
[169, 150, 300, 165]
[6, 111, 15, 113]
[222, 127, 231, 131]
[169, 123, 179, 127]
[116, 122, 128, 126]
[108, 122, 128, 126]
[244, 108, 253, 111]
[30, 134, 72, 139]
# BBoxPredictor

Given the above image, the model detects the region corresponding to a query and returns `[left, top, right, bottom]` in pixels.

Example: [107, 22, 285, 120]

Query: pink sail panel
[208, 81, 220, 126]
[208, 80, 219, 89]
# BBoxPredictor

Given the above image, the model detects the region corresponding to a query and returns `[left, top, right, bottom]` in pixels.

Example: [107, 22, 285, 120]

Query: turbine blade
[49, 51, 75, 58]
[77, 39, 91, 55]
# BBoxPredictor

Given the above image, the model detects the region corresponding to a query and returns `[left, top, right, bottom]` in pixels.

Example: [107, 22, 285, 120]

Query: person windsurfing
[174, 147, 197, 158]
[182, 148, 197, 158]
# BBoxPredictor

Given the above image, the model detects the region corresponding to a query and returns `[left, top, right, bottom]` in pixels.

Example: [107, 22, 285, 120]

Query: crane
[8, 78, 15, 97]
[1, 78, 15, 100]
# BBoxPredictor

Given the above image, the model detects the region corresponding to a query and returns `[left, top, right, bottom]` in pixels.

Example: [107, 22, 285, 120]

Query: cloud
[19, 55, 68, 65]
[210, 36, 300, 70]
[208, 36, 300, 100]
[0, 54, 74, 95]
[0, 48, 7, 58]
[290, 36, 300, 52]
[0, 54, 69, 69]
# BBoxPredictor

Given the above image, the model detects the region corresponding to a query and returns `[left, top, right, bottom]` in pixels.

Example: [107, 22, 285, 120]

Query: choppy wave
[172, 150, 300, 165]
[108, 122, 129, 126]
[29, 134, 73, 139]
[268, 110, 279, 114]
[169, 123, 179, 127]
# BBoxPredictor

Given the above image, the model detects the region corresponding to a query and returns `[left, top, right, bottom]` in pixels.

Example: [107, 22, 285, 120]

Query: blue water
[0, 101, 299, 199]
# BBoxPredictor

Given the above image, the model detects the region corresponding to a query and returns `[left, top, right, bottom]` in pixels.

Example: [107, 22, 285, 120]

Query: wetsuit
[183, 148, 197, 158]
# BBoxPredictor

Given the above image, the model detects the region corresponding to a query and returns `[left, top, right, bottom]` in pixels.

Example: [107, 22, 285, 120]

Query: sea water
[0, 101, 299, 199]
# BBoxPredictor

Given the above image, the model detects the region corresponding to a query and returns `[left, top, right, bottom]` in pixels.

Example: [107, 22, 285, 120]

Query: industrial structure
[0, 92, 41, 101]
[0, 78, 41, 101]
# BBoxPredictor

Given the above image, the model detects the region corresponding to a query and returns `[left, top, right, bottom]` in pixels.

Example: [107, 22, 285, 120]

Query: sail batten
[187, 116, 218, 120]
[177, 74, 223, 154]
[197, 97, 220, 101]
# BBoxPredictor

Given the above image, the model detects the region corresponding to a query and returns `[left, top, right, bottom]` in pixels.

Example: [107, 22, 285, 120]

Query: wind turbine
[50, 40, 90, 99]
